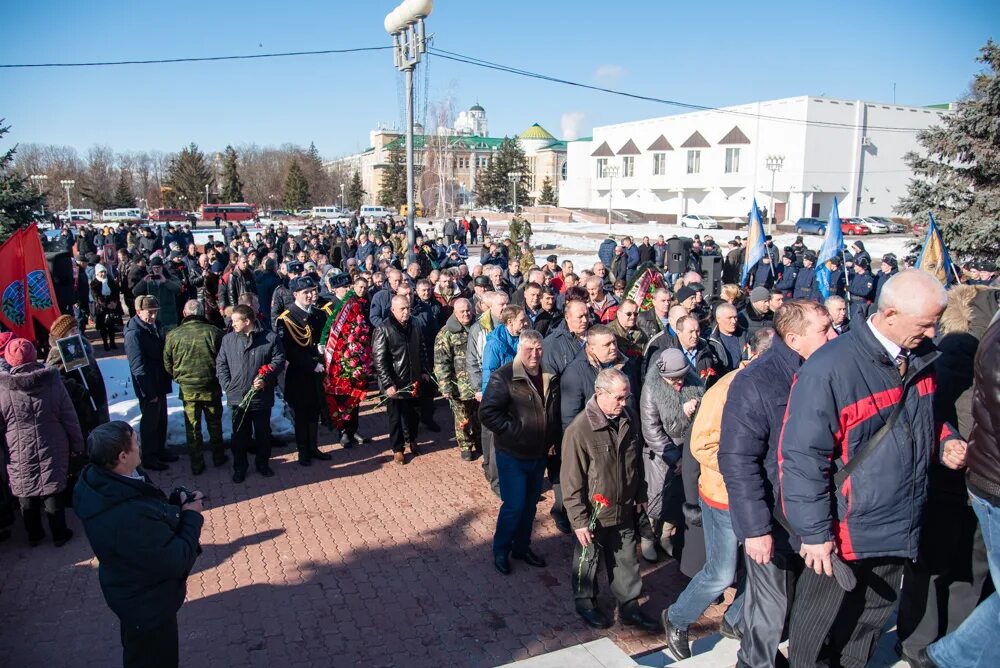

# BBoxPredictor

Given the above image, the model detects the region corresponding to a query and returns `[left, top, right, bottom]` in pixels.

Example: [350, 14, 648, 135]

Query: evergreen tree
[0, 121, 45, 243]
[165, 143, 213, 211]
[282, 160, 310, 211]
[538, 177, 557, 205]
[220, 145, 245, 203]
[473, 137, 529, 210]
[897, 39, 1000, 261]
[377, 149, 407, 208]
[79, 146, 116, 211]
[112, 169, 135, 208]
[302, 141, 331, 206]
[346, 170, 366, 211]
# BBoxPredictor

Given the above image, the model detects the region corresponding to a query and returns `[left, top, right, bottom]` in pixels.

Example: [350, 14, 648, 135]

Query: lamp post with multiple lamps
[29, 174, 48, 216]
[509, 171, 523, 216]
[606, 165, 619, 233]
[60, 179, 74, 225]
[765, 154, 784, 235]
[385, 0, 433, 264]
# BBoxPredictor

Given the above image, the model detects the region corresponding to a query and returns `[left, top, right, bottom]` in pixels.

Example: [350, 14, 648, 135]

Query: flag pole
[951, 264, 963, 284]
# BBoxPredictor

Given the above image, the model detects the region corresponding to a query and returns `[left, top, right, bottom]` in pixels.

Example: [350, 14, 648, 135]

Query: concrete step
[497, 638, 638, 668]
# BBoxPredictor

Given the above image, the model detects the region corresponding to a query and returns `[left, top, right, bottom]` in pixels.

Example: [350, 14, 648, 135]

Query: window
[561, 161, 568, 180]
[596, 158, 608, 178]
[725, 148, 740, 173]
[476, 156, 489, 170]
[686, 150, 701, 174]
[653, 152, 667, 176]
[621, 156, 634, 177]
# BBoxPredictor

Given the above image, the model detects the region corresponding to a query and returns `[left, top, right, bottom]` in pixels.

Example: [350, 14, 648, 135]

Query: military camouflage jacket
[163, 315, 224, 402]
[434, 314, 475, 401]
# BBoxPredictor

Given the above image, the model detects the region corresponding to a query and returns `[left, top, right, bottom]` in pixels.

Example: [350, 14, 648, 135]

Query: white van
[101, 208, 143, 222]
[310, 206, 346, 218]
[359, 205, 391, 219]
[61, 208, 94, 222]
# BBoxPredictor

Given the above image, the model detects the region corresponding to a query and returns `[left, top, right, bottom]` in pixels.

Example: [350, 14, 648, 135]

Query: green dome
[519, 123, 555, 141]
[470, 103, 485, 112]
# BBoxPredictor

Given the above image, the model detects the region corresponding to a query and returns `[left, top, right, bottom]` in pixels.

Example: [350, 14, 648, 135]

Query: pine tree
[473, 137, 530, 210]
[302, 141, 331, 206]
[378, 149, 407, 208]
[112, 169, 135, 208]
[0, 121, 45, 243]
[346, 170, 366, 211]
[282, 160, 310, 211]
[538, 177, 557, 205]
[897, 39, 1000, 261]
[220, 145, 245, 203]
[165, 143, 213, 211]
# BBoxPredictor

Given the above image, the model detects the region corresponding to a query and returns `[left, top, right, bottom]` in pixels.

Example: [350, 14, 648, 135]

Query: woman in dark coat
[90, 263, 124, 350]
[45, 314, 111, 438]
[0, 338, 85, 546]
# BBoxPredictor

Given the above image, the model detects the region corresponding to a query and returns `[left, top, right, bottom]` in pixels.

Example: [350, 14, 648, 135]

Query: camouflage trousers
[448, 398, 482, 453]
[182, 397, 225, 464]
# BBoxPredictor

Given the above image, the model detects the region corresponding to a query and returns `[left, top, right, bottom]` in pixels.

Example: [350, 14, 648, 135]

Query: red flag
[0, 227, 33, 339]
[22, 222, 62, 330]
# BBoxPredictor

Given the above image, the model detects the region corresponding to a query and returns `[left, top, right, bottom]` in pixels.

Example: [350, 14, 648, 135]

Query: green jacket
[163, 316, 223, 402]
[434, 314, 475, 401]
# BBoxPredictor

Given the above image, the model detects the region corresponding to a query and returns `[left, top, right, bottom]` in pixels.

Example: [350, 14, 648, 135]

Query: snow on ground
[102, 357, 294, 447]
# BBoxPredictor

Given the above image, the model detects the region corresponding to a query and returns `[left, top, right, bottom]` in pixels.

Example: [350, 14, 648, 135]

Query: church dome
[519, 123, 555, 141]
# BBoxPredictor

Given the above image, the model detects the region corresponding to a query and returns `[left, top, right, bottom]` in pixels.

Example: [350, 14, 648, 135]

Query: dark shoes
[212, 453, 229, 467]
[142, 459, 168, 472]
[256, 465, 275, 478]
[904, 648, 938, 668]
[662, 612, 692, 661]
[157, 451, 180, 463]
[494, 553, 511, 575]
[233, 469, 247, 483]
[298, 453, 312, 466]
[408, 441, 421, 456]
[619, 601, 660, 633]
[550, 509, 573, 535]
[53, 530, 74, 548]
[720, 616, 743, 641]
[512, 549, 547, 568]
[576, 606, 612, 630]
[310, 448, 332, 461]
[191, 459, 206, 476]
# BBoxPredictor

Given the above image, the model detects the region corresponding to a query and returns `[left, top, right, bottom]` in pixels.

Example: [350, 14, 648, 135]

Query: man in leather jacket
[372, 293, 424, 464]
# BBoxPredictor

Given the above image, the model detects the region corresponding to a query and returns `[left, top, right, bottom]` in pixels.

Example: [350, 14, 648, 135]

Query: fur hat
[289, 276, 318, 293]
[4, 338, 36, 368]
[135, 295, 160, 311]
[49, 314, 79, 341]
[656, 348, 690, 379]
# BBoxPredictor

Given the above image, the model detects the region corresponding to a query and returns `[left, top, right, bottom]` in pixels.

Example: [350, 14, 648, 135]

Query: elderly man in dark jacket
[373, 293, 424, 464]
[780, 272, 966, 668]
[480, 329, 560, 576]
[164, 300, 225, 475]
[217, 304, 285, 482]
[124, 295, 178, 471]
[561, 367, 658, 632]
[74, 421, 204, 668]
[542, 300, 590, 379]
[715, 299, 834, 668]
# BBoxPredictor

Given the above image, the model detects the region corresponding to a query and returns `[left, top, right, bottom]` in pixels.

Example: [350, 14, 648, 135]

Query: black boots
[24, 506, 73, 547]
[619, 600, 660, 633]
[297, 421, 330, 465]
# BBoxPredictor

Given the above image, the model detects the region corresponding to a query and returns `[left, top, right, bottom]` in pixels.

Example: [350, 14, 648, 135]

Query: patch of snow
[101, 357, 294, 446]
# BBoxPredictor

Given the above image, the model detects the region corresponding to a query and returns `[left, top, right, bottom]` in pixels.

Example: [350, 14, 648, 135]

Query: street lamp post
[385, 0, 433, 264]
[765, 154, 784, 235]
[30, 174, 48, 215]
[340, 183, 345, 211]
[509, 172, 523, 216]
[205, 183, 211, 207]
[60, 179, 75, 226]
[606, 165, 619, 232]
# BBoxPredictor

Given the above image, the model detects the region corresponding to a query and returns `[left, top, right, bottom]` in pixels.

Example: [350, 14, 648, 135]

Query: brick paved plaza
[0, 355, 726, 668]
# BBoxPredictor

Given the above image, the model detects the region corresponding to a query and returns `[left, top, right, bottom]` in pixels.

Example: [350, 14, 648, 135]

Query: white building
[558, 95, 949, 223]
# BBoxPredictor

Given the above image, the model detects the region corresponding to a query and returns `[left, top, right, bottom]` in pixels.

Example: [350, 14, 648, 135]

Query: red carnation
[593, 493, 611, 507]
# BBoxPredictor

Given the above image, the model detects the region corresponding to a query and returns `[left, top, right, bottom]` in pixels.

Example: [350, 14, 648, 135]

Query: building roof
[647, 135, 674, 151]
[590, 141, 614, 157]
[519, 123, 556, 141]
[470, 103, 485, 112]
[680, 131, 710, 148]
[718, 126, 751, 145]
[616, 139, 641, 155]
[383, 134, 508, 152]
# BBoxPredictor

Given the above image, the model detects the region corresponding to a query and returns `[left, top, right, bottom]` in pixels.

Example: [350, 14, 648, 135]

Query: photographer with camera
[74, 421, 204, 668]
[133, 256, 182, 331]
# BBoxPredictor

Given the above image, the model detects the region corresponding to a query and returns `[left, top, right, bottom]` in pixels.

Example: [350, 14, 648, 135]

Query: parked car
[680, 214, 720, 229]
[865, 216, 904, 233]
[849, 216, 887, 234]
[840, 218, 870, 235]
[794, 217, 827, 235]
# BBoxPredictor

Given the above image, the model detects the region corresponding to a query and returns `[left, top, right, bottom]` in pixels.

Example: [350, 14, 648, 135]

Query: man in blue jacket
[779, 270, 966, 668]
[716, 299, 835, 668]
[75, 421, 204, 668]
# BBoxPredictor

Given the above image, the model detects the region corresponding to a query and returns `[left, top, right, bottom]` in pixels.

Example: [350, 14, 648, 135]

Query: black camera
[169, 486, 194, 507]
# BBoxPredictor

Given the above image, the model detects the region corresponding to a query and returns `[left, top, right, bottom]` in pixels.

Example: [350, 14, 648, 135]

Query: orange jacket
[689, 366, 744, 509]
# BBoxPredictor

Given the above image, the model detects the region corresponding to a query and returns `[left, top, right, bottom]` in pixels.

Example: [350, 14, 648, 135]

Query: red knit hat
[4, 338, 37, 367]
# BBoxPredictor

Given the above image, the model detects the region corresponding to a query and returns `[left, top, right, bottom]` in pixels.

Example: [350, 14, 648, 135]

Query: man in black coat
[124, 295, 179, 471]
[74, 421, 203, 668]
[373, 293, 424, 464]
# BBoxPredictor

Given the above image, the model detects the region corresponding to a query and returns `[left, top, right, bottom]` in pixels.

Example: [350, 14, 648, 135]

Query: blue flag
[816, 197, 845, 299]
[916, 212, 954, 286]
[741, 199, 766, 285]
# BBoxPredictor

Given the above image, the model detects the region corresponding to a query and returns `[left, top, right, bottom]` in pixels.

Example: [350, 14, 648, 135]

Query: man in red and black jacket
[779, 270, 967, 668]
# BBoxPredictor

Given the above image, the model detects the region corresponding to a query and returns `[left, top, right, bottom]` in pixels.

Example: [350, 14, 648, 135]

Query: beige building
[327, 104, 567, 214]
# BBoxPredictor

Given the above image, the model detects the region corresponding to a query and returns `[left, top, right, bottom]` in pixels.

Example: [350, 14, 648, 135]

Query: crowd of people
[1, 213, 998, 668]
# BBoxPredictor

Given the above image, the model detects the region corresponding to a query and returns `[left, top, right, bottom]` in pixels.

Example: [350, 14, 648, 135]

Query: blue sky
[1, 0, 996, 158]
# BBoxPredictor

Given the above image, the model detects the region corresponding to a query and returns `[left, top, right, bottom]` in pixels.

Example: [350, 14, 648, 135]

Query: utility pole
[60, 179, 75, 225]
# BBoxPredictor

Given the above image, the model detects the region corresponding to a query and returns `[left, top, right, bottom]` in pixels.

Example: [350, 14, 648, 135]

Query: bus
[310, 206, 347, 218]
[59, 208, 94, 223]
[101, 208, 143, 222]
[149, 208, 190, 222]
[200, 203, 258, 222]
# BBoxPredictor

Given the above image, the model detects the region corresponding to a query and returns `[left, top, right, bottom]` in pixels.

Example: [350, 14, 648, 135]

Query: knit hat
[149, 256, 164, 267]
[135, 295, 160, 311]
[749, 286, 770, 303]
[675, 285, 697, 303]
[656, 348, 690, 379]
[95, 263, 109, 275]
[4, 338, 36, 368]
[49, 314, 78, 341]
